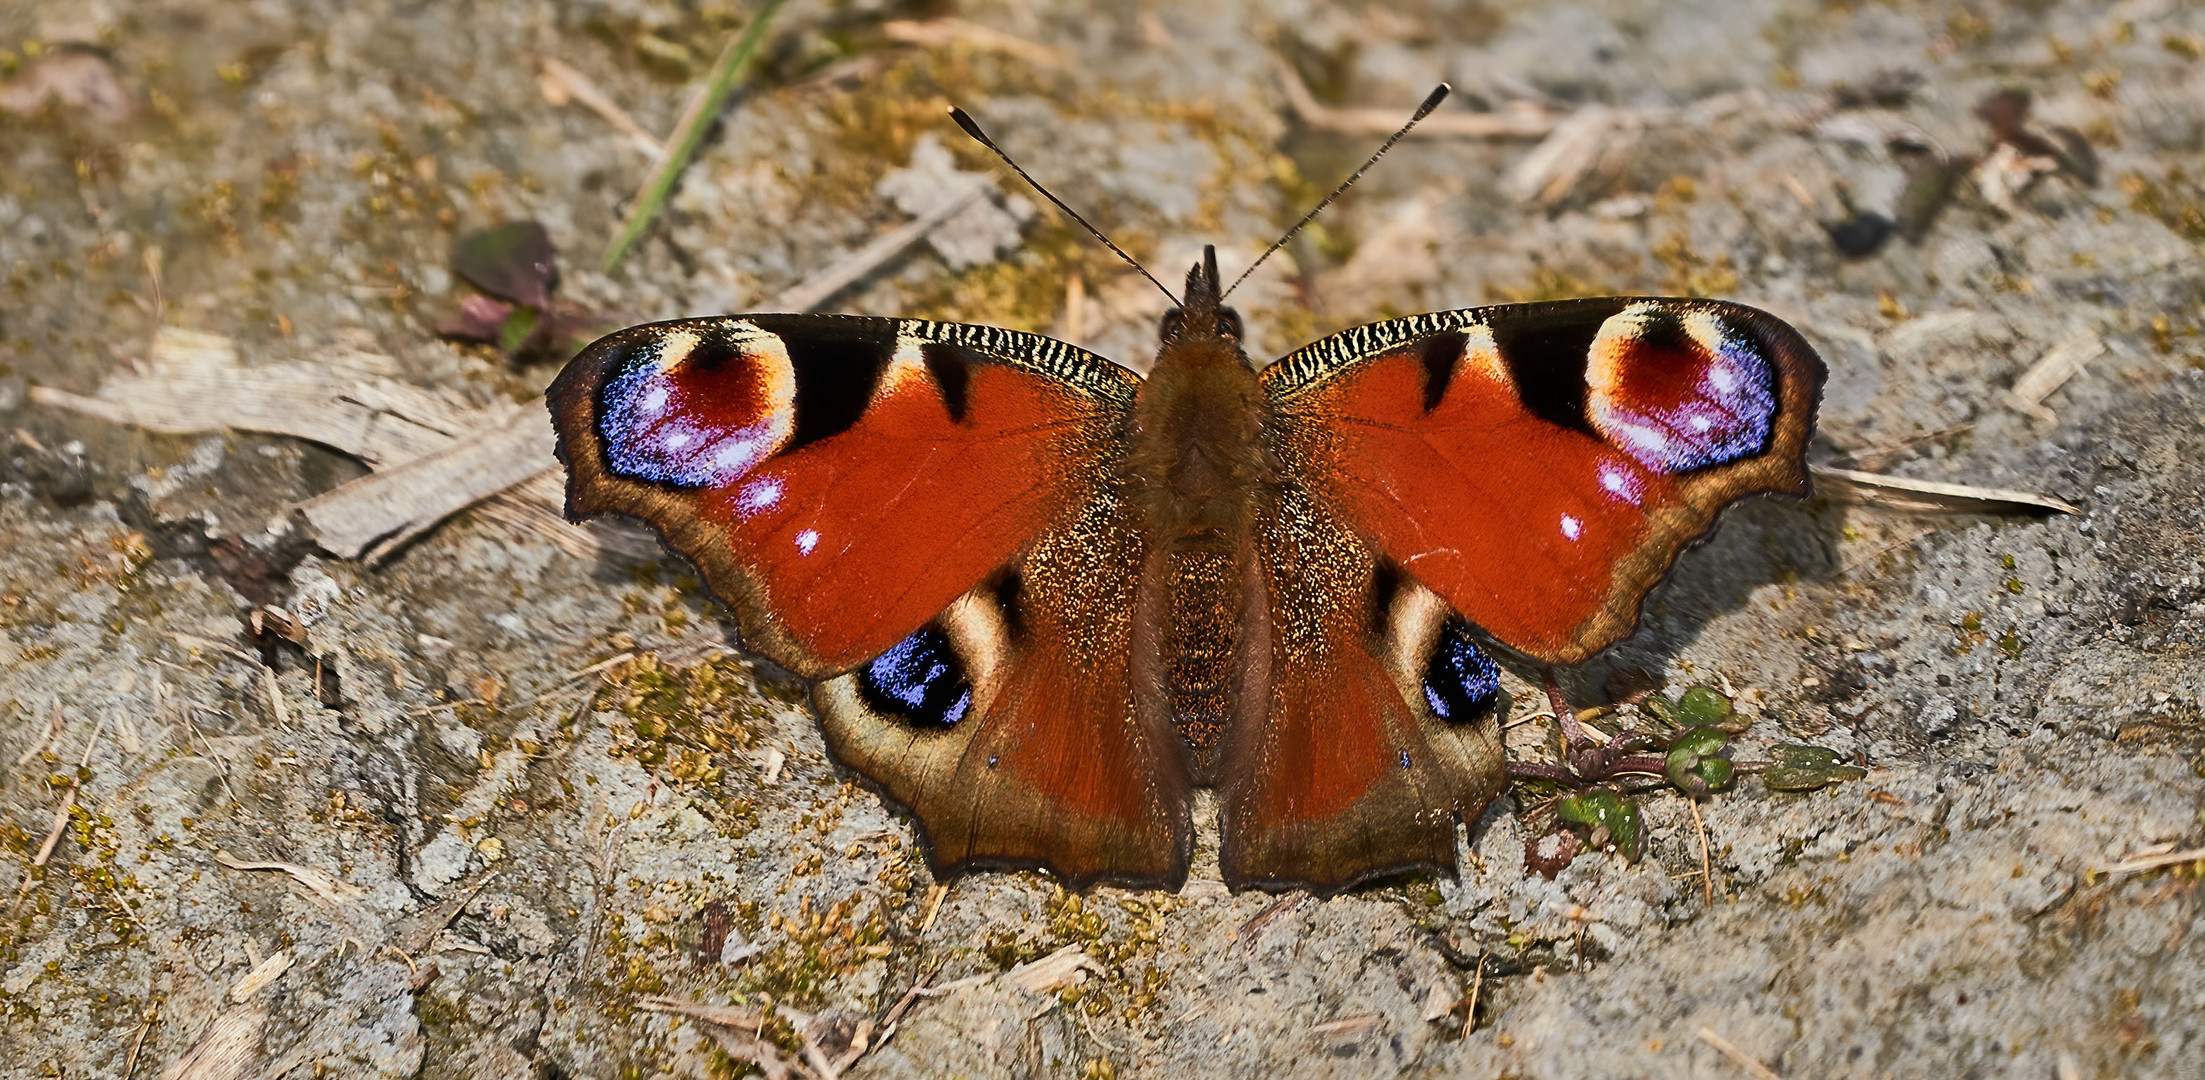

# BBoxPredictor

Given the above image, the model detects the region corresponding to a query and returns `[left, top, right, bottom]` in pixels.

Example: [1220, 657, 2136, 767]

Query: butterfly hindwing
[1218, 482, 1507, 891]
[814, 492, 1191, 889]
[549, 314, 1139, 678]
[1263, 297, 1825, 665]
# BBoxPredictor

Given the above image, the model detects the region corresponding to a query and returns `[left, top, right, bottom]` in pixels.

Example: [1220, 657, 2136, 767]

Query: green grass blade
[601, 0, 791, 273]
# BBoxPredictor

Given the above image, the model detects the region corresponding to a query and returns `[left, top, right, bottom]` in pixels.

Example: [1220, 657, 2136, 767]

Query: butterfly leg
[1542, 670, 1599, 754]
[1506, 670, 1669, 787]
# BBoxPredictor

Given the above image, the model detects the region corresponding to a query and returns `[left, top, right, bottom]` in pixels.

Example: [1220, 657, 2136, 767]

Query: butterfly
[548, 99, 1824, 895]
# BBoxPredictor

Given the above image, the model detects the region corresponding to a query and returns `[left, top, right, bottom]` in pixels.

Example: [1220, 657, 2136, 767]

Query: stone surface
[1, 0, 2201, 1078]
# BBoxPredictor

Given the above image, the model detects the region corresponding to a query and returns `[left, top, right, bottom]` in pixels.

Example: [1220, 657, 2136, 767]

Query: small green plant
[1509, 680, 1864, 876]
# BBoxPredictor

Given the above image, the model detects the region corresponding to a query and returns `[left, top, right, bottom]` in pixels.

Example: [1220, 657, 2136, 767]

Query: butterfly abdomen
[1119, 316, 1280, 774]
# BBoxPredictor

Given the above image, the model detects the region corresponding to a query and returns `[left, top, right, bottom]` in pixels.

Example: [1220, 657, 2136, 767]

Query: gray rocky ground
[2, 0, 2203, 1077]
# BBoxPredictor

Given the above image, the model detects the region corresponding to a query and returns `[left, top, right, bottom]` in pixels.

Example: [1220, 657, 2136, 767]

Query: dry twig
[766, 184, 986, 313]
[1277, 63, 1554, 139]
[1690, 800, 1716, 907]
[880, 18, 1071, 68]
[534, 55, 664, 158]
[1696, 1026, 1787, 1080]
[1236, 890, 1309, 944]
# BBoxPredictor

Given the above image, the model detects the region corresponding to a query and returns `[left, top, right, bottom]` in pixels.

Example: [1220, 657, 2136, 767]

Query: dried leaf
[1894, 154, 1966, 243]
[1002, 945, 1100, 994]
[227, 950, 292, 1003]
[452, 222, 558, 311]
[433, 293, 515, 342]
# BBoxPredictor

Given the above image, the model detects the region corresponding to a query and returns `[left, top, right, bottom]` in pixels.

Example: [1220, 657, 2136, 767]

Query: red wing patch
[550, 315, 1138, 677]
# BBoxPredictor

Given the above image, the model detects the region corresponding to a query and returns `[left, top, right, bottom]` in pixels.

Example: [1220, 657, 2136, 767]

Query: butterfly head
[1159, 245, 1244, 349]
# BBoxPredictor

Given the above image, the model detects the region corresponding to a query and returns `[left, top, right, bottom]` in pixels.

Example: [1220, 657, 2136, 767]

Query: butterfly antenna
[1222, 83, 1451, 301]
[949, 106, 1181, 308]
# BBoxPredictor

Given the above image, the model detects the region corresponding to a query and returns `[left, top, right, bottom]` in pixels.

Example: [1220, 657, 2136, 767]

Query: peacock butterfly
[548, 92, 1824, 894]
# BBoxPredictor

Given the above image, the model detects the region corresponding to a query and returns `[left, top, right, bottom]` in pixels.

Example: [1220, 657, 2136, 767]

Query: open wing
[1262, 297, 1824, 665]
[1218, 297, 1822, 891]
[551, 314, 1188, 886]
[1219, 482, 1508, 892]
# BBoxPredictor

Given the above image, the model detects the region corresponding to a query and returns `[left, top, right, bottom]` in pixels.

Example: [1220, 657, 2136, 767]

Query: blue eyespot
[1422, 621, 1500, 723]
[858, 626, 972, 729]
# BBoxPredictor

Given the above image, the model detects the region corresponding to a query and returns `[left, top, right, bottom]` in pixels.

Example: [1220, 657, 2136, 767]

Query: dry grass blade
[636, 998, 800, 1080]
[1236, 890, 1309, 944]
[917, 882, 948, 933]
[2090, 846, 2205, 882]
[13, 699, 63, 769]
[881, 18, 1071, 68]
[1309, 1014, 1384, 1038]
[1695, 1026, 1787, 1080]
[603, 0, 791, 272]
[1812, 465, 2080, 516]
[162, 1000, 268, 1080]
[1502, 105, 1642, 205]
[767, 184, 985, 312]
[214, 851, 368, 907]
[535, 55, 664, 158]
[1690, 800, 1716, 907]
[1277, 63, 1553, 138]
[2006, 333, 2104, 424]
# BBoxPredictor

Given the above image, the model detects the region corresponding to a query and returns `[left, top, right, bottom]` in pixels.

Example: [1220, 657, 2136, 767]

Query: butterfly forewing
[549, 314, 1139, 678]
[1263, 297, 1825, 665]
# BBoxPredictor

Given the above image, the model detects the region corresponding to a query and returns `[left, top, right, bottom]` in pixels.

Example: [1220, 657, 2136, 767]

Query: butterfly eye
[1421, 620, 1501, 722]
[1158, 309, 1185, 341]
[1217, 310, 1244, 340]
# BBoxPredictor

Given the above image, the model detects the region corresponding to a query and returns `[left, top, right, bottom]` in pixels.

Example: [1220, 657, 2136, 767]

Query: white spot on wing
[1597, 461, 1643, 505]
[737, 477, 784, 517]
[1560, 514, 1584, 541]
[795, 529, 820, 555]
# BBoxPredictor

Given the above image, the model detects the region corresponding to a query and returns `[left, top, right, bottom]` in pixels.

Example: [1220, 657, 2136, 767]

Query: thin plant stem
[602, 0, 791, 272]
